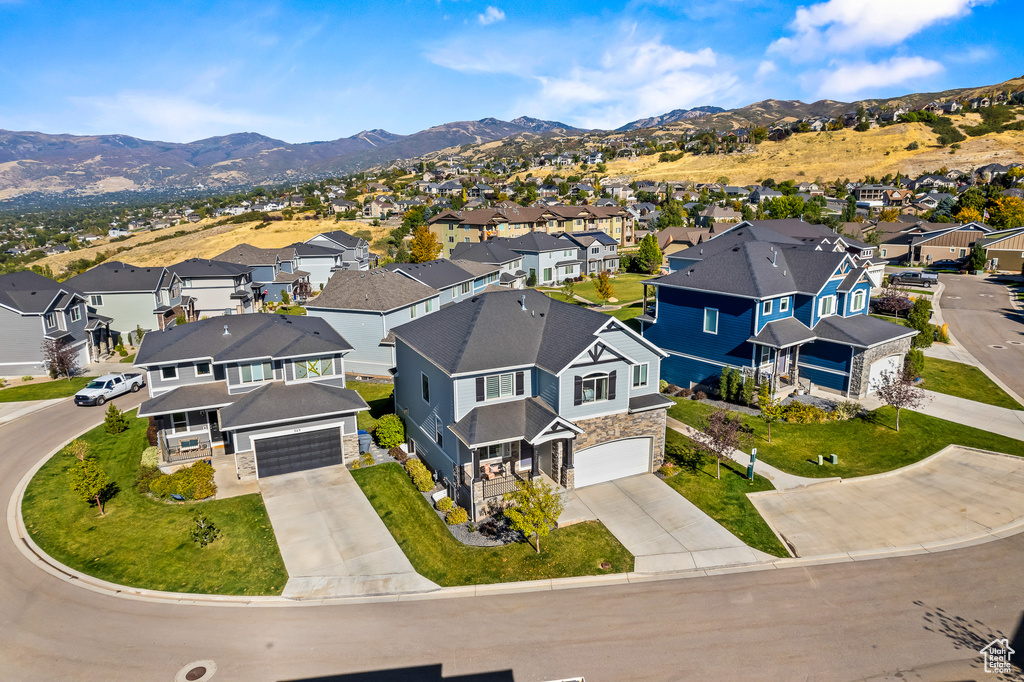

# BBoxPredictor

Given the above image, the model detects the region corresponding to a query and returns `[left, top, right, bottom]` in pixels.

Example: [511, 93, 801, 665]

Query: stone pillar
[791, 345, 801, 390]
[551, 440, 564, 485]
[561, 439, 575, 489]
[529, 440, 539, 478]
[342, 433, 360, 462]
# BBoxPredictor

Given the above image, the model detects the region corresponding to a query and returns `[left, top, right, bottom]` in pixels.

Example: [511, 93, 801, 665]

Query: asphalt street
[940, 273, 1024, 398]
[2, 397, 1024, 681]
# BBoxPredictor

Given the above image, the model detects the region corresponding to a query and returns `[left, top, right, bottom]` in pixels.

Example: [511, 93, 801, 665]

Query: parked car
[930, 259, 964, 269]
[889, 271, 938, 287]
[74, 373, 146, 406]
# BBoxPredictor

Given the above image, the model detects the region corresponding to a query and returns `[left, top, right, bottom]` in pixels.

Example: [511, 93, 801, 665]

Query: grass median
[669, 397, 1024, 479]
[22, 413, 287, 595]
[352, 462, 633, 586]
[920, 357, 1024, 410]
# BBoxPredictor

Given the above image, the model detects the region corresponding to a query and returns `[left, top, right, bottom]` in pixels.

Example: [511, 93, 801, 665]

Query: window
[880, 249, 887, 257]
[851, 290, 866, 312]
[295, 356, 334, 379]
[425, 299, 434, 313]
[703, 308, 719, 334]
[779, 297, 790, 313]
[240, 361, 273, 383]
[582, 374, 610, 403]
[89, 295, 103, 306]
[564, 249, 572, 257]
[485, 373, 514, 400]
[818, 295, 836, 317]
[760, 346, 771, 364]
[421, 373, 430, 402]
[195, 362, 212, 376]
[171, 412, 188, 433]
[460, 281, 471, 295]
[762, 300, 773, 315]
[44, 312, 57, 328]
[69, 306, 81, 323]
[434, 416, 443, 446]
[632, 363, 649, 388]
[591, 246, 600, 254]
[448, 236, 454, 243]
[543, 268, 552, 282]
[161, 365, 177, 380]
[464, 237, 470, 243]
[410, 304, 417, 319]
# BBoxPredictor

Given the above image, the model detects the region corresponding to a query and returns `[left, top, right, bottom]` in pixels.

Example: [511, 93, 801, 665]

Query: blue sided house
[641, 237, 916, 398]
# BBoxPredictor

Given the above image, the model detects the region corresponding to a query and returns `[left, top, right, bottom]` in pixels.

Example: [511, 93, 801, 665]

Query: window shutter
[574, 376, 583, 406]
[515, 371, 524, 396]
[608, 370, 616, 400]
[476, 377, 485, 402]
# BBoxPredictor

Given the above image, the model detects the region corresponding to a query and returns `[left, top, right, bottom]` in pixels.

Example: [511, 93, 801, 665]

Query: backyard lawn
[119, 354, 137, 364]
[0, 376, 93, 402]
[22, 413, 288, 595]
[661, 429, 788, 557]
[352, 462, 633, 585]
[919, 357, 1023, 410]
[572, 272, 652, 304]
[668, 397, 1024, 479]
[275, 306, 307, 315]
[348, 381, 394, 432]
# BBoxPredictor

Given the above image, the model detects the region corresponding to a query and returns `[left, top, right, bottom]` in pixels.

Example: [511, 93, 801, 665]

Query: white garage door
[868, 354, 902, 393]
[574, 437, 652, 488]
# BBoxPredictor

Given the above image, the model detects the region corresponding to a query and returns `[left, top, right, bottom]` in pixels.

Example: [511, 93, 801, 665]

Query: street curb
[9, 413, 1024, 608]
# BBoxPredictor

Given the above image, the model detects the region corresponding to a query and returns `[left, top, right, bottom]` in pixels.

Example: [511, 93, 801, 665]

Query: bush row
[135, 460, 217, 501]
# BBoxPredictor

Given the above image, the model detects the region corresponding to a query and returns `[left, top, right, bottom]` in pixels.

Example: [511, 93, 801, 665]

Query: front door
[776, 348, 791, 376]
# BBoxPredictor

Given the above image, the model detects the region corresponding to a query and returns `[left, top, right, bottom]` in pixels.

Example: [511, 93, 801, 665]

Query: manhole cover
[1010, 341, 1024, 346]
[176, 660, 216, 682]
[990, 345, 1006, 349]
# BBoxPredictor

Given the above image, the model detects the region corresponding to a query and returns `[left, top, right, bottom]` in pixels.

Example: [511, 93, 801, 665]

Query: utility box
[817, 454, 824, 466]
[829, 453, 838, 465]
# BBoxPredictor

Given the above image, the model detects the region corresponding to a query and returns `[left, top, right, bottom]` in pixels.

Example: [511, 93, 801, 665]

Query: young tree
[280, 290, 291, 306]
[409, 226, 442, 263]
[757, 382, 784, 443]
[693, 407, 748, 480]
[503, 479, 565, 553]
[70, 455, 109, 516]
[636, 234, 663, 274]
[190, 512, 221, 548]
[966, 242, 987, 271]
[104, 402, 129, 434]
[875, 370, 925, 432]
[560, 278, 576, 303]
[41, 338, 79, 380]
[876, 281, 912, 318]
[594, 270, 614, 305]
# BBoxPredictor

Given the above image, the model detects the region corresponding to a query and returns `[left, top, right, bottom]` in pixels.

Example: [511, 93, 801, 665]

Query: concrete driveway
[749, 446, 1024, 558]
[260, 465, 438, 598]
[573, 474, 775, 573]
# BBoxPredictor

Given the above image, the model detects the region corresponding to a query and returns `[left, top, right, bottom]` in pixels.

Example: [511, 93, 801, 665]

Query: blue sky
[0, 0, 1020, 143]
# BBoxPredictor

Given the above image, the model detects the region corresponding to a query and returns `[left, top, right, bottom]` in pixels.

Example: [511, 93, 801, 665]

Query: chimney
[223, 324, 230, 336]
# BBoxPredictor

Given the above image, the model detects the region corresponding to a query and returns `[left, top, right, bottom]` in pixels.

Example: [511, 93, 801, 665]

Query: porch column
[104, 325, 112, 354]
[471, 447, 481, 482]
[562, 439, 575, 489]
[791, 345, 801, 390]
[529, 441, 539, 478]
[642, 284, 648, 315]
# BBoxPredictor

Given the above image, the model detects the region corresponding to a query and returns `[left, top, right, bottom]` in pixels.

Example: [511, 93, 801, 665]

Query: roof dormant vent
[772, 250, 778, 267]
[223, 324, 230, 336]
[520, 295, 527, 311]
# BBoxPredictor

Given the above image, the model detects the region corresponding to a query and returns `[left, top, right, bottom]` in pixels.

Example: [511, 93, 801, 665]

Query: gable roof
[0, 271, 84, 314]
[135, 314, 351, 365]
[169, 258, 252, 279]
[385, 259, 488, 289]
[500, 232, 569, 253]
[449, 240, 521, 265]
[66, 261, 166, 294]
[310, 230, 365, 248]
[449, 396, 579, 448]
[306, 268, 437, 313]
[212, 244, 283, 266]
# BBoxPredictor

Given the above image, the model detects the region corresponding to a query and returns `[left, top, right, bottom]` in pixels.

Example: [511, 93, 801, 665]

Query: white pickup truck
[73, 373, 146, 406]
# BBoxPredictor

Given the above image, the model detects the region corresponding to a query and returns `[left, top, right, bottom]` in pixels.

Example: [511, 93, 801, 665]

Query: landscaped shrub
[374, 414, 405, 449]
[677, 387, 693, 398]
[146, 418, 158, 446]
[405, 459, 434, 492]
[904, 349, 925, 381]
[140, 446, 160, 467]
[147, 460, 217, 500]
[659, 379, 669, 393]
[742, 376, 755, 406]
[831, 400, 862, 421]
[445, 506, 469, 525]
[782, 402, 831, 424]
[104, 403, 129, 434]
[692, 391, 707, 401]
[658, 462, 680, 478]
[436, 496, 454, 512]
[389, 446, 408, 465]
[134, 465, 162, 494]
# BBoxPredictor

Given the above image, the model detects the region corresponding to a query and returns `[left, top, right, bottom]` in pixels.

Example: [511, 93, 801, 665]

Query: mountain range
[1, 76, 1020, 204]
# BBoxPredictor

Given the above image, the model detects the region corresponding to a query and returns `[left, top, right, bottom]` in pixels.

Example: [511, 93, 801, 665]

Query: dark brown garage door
[254, 429, 343, 478]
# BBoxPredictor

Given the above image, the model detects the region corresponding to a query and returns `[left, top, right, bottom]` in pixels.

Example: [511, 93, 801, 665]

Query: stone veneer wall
[235, 450, 256, 478]
[848, 336, 913, 398]
[566, 409, 668, 487]
[342, 433, 360, 462]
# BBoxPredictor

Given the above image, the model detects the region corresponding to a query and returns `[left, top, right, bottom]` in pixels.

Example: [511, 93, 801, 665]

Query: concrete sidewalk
[0, 398, 66, 426]
[855, 389, 1024, 440]
[573, 474, 774, 573]
[666, 416, 838, 491]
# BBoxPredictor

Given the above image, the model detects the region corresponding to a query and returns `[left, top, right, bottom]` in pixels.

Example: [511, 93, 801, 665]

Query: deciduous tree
[757, 382, 784, 443]
[70, 455, 109, 516]
[409, 226, 442, 263]
[693, 408, 748, 480]
[503, 479, 565, 553]
[636, 234, 662, 274]
[41, 338, 79, 380]
[594, 270, 614, 305]
[875, 370, 925, 432]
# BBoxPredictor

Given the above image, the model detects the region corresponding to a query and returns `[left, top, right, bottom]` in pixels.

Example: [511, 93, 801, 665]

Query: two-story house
[168, 259, 255, 319]
[641, 237, 916, 399]
[306, 269, 440, 377]
[0, 271, 100, 375]
[135, 314, 369, 478]
[449, 240, 526, 288]
[558, 230, 620, 275]
[392, 289, 671, 521]
[500, 232, 582, 285]
[213, 244, 312, 305]
[305, 230, 371, 272]
[384, 259, 501, 306]
[67, 261, 175, 338]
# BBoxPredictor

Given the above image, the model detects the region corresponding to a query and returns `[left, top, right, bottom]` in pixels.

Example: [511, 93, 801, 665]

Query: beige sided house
[978, 228, 1024, 272]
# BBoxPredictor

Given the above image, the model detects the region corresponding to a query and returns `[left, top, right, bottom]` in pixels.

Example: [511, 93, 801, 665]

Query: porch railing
[482, 469, 530, 498]
[165, 441, 212, 464]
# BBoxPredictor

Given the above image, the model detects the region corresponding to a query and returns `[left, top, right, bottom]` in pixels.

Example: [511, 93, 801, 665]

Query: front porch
[156, 409, 231, 466]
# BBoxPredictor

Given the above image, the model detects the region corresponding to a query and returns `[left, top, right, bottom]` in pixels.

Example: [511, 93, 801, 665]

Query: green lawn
[276, 306, 307, 315]
[920, 357, 1024, 410]
[352, 463, 633, 586]
[573, 272, 652, 304]
[0, 376, 93, 402]
[668, 398, 1024, 479]
[869, 313, 912, 327]
[119, 354, 136, 364]
[348, 381, 395, 431]
[661, 430, 788, 557]
[22, 414, 288, 595]
[540, 290, 578, 305]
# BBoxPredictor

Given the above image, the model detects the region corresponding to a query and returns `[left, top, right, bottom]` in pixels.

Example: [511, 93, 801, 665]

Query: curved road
[1, 395, 1022, 681]
[940, 273, 1024, 398]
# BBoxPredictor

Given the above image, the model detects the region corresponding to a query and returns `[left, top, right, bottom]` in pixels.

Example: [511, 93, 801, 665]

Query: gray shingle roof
[212, 244, 282, 266]
[66, 261, 166, 294]
[312, 230, 365, 248]
[449, 396, 564, 448]
[499, 232, 568, 253]
[290, 242, 341, 257]
[391, 288, 614, 375]
[628, 393, 675, 413]
[138, 382, 236, 418]
[749, 314, 915, 349]
[385, 259, 487, 289]
[169, 258, 252, 279]
[0, 271, 83, 314]
[306, 268, 437, 313]
[449, 240, 521, 265]
[219, 381, 367, 430]
[135, 314, 351, 365]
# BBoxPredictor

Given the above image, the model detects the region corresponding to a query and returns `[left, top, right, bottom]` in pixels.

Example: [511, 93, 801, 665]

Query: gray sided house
[66, 261, 174, 338]
[213, 243, 311, 305]
[0, 271, 100, 375]
[306, 269, 440, 377]
[392, 288, 672, 521]
[168, 259, 255, 319]
[384, 258, 501, 306]
[558, 230, 620, 275]
[290, 242, 344, 290]
[136, 314, 368, 478]
[305, 229, 371, 272]
[449, 240, 527, 288]
[498, 232, 582, 285]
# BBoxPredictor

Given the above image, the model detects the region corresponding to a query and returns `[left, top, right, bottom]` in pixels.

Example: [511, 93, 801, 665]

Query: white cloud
[812, 56, 944, 97]
[70, 92, 286, 143]
[477, 6, 505, 25]
[756, 60, 776, 77]
[770, 0, 987, 60]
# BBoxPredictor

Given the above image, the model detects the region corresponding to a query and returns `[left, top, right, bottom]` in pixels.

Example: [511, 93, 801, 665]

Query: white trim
[703, 307, 719, 334]
[599, 317, 669, 358]
[663, 349, 732, 369]
[779, 297, 790, 313]
[631, 362, 649, 388]
[160, 365, 178, 380]
[558, 340, 639, 377]
[762, 300, 772, 315]
[249, 421, 349, 477]
[225, 410, 362, 433]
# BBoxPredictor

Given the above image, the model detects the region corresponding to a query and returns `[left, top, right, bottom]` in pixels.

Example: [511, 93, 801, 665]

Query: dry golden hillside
[40, 218, 383, 276]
